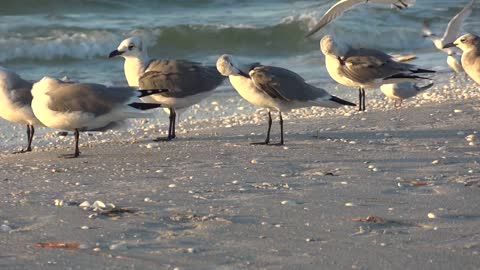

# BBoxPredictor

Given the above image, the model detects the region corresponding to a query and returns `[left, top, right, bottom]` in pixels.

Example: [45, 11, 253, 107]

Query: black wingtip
[330, 96, 356, 106]
[411, 68, 436, 74]
[128, 103, 162, 110]
[384, 74, 431, 81]
[138, 88, 169, 98]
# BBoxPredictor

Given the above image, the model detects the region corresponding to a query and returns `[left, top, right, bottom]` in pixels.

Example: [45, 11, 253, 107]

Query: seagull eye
[128, 45, 135, 50]
[460, 38, 466, 43]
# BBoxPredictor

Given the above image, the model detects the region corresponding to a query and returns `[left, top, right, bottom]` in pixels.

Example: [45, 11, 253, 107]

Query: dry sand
[1, 81, 480, 269]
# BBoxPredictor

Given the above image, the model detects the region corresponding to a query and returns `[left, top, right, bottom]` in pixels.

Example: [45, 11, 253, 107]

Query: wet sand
[1, 87, 479, 269]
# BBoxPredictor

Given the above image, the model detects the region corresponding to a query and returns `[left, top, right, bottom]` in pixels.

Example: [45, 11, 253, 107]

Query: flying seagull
[422, 0, 475, 73]
[306, 0, 416, 37]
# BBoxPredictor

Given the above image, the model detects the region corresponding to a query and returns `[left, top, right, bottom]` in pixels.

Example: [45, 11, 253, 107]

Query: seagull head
[31, 76, 63, 97]
[443, 33, 480, 52]
[320, 35, 347, 56]
[109, 36, 145, 59]
[216, 54, 250, 78]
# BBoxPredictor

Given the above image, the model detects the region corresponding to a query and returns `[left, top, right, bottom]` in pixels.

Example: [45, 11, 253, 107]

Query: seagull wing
[306, 0, 415, 37]
[306, 0, 365, 37]
[441, 0, 475, 45]
[369, 0, 416, 9]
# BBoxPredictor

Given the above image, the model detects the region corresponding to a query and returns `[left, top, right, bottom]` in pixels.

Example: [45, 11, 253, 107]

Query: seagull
[380, 81, 434, 107]
[320, 35, 435, 111]
[109, 36, 224, 141]
[444, 33, 480, 84]
[422, 0, 475, 73]
[306, 0, 416, 37]
[0, 66, 42, 153]
[31, 77, 167, 158]
[216, 54, 356, 145]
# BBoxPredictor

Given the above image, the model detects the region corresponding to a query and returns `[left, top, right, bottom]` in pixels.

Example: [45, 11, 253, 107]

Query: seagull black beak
[108, 50, 124, 58]
[443, 42, 457, 49]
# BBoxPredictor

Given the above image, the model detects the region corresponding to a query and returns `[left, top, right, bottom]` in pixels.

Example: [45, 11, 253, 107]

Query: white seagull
[0, 67, 42, 153]
[422, 0, 475, 73]
[444, 33, 480, 85]
[31, 77, 166, 158]
[380, 81, 434, 107]
[320, 35, 435, 111]
[109, 37, 224, 141]
[306, 0, 416, 37]
[216, 54, 356, 145]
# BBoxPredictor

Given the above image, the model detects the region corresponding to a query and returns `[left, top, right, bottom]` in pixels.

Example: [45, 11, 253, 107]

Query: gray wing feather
[250, 66, 331, 101]
[0, 68, 34, 107]
[46, 82, 136, 116]
[341, 48, 415, 83]
[9, 76, 34, 107]
[139, 59, 224, 98]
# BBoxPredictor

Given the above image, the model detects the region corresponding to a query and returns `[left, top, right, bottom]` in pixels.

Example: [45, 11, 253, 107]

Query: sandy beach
[1, 80, 479, 269]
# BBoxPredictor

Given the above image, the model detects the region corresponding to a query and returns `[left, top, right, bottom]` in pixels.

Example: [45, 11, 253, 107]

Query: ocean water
[0, 0, 479, 147]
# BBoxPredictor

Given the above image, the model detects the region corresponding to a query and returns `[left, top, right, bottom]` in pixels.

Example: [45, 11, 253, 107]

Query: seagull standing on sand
[216, 54, 356, 145]
[320, 35, 435, 111]
[380, 82, 434, 107]
[31, 77, 166, 158]
[0, 67, 42, 153]
[109, 37, 224, 141]
[306, 0, 416, 37]
[422, 0, 475, 74]
[444, 33, 480, 85]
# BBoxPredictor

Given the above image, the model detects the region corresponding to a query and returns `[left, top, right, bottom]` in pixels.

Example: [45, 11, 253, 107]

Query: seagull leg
[27, 125, 34, 152]
[358, 88, 362, 111]
[361, 88, 366, 111]
[153, 108, 175, 142]
[251, 111, 272, 145]
[171, 108, 176, 139]
[358, 87, 366, 111]
[60, 128, 80, 158]
[277, 112, 284, 146]
[13, 125, 33, 154]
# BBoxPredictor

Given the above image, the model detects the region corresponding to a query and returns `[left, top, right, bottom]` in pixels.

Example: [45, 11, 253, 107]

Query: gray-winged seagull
[444, 33, 480, 84]
[216, 54, 356, 145]
[320, 35, 435, 111]
[0, 66, 42, 153]
[109, 36, 224, 141]
[380, 82, 434, 107]
[31, 77, 167, 158]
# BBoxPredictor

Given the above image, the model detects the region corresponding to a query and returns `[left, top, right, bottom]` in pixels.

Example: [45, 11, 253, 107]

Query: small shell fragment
[427, 213, 436, 219]
[79, 201, 90, 208]
[54, 199, 64, 206]
[92, 201, 106, 209]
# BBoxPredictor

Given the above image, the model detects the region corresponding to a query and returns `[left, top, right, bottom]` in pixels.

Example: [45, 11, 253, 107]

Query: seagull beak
[108, 50, 124, 58]
[443, 42, 457, 49]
